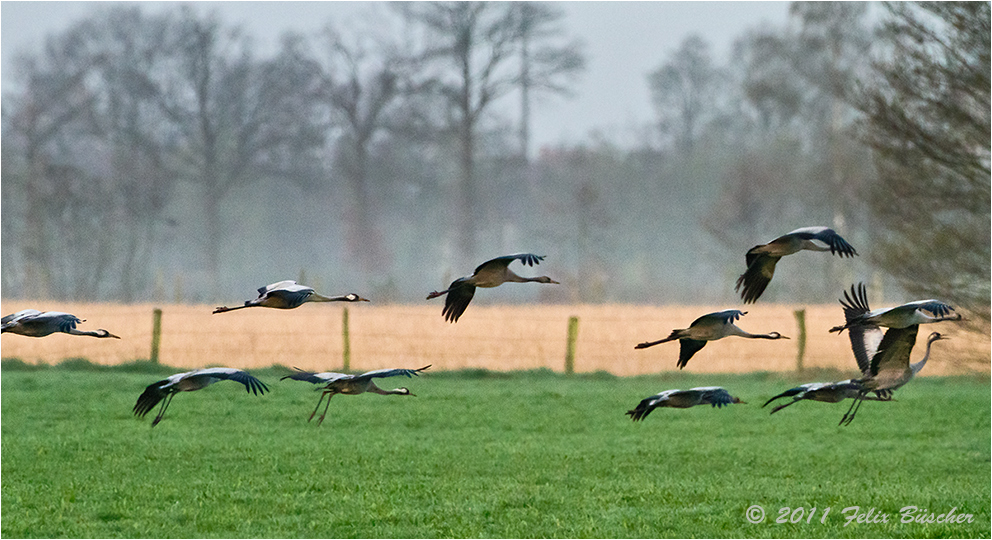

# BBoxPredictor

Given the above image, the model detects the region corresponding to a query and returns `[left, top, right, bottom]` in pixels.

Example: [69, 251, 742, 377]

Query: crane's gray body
[1, 309, 119, 338]
[282, 366, 431, 425]
[832, 284, 948, 425]
[635, 310, 786, 369]
[831, 282, 960, 333]
[626, 386, 743, 421]
[427, 254, 558, 323]
[214, 281, 368, 313]
[133, 368, 268, 426]
[736, 227, 857, 303]
[762, 379, 889, 414]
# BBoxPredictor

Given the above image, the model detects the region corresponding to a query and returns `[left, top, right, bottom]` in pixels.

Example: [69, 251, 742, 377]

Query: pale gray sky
[0, 1, 791, 150]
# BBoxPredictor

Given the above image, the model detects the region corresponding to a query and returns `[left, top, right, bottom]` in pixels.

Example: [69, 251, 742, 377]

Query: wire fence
[1, 301, 987, 376]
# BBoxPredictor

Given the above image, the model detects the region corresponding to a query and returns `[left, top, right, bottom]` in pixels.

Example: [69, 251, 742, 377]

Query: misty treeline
[2, 2, 988, 324]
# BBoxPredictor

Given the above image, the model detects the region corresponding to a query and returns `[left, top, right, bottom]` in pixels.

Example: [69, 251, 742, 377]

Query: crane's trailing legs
[152, 393, 177, 426]
[838, 394, 867, 426]
[310, 392, 335, 424]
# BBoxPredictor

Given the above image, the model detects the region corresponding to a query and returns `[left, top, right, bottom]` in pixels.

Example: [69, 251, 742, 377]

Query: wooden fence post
[342, 307, 351, 372]
[794, 309, 806, 372]
[150, 308, 163, 364]
[564, 316, 579, 375]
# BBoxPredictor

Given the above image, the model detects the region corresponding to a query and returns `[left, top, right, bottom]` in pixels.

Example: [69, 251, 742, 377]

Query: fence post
[564, 316, 579, 375]
[793, 309, 806, 372]
[150, 308, 163, 364]
[342, 307, 351, 372]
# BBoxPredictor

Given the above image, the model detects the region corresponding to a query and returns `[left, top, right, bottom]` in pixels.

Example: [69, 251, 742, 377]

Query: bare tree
[86, 7, 178, 301]
[855, 2, 991, 324]
[788, 2, 875, 233]
[1, 18, 106, 299]
[400, 2, 520, 269]
[156, 7, 325, 295]
[514, 3, 585, 162]
[315, 20, 427, 272]
[700, 5, 878, 302]
[647, 35, 724, 154]
[400, 2, 584, 269]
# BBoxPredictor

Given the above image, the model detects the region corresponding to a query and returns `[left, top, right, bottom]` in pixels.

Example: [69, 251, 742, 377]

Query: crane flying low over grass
[828, 282, 961, 334]
[764, 282, 898, 416]
[426, 253, 559, 323]
[1, 309, 120, 339]
[626, 387, 744, 421]
[826, 282, 947, 426]
[762, 380, 890, 414]
[214, 280, 369, 313]
[839, 329, 946, 426]
[282, 365, 431, 425]
[634, 309, 787, 369]
[133, 368, 269, 426]
[735, 226, 857, 304]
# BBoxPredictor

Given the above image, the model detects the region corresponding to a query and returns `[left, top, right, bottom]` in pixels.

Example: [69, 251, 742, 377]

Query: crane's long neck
[367, 382, 408, 396]
[728, 326, 779, 339]
[507, 273, 557, 285]
[67, 328, 117, 338]
[501, 269, 550, 284]
[308, 293, 349, 302]
[910, 336, 940, 376]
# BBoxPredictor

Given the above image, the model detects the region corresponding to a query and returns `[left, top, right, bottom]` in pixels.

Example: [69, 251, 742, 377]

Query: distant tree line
[2, 2, 987, 325]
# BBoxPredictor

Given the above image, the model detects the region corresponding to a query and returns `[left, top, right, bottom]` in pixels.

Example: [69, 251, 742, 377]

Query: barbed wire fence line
[0, 302, 986, 376]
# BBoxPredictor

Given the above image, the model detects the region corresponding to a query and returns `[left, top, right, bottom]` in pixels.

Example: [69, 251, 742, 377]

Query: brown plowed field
[1, 302, 987, 376]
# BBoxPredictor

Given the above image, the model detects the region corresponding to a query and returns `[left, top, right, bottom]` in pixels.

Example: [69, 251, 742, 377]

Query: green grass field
[2, 361, 988, 538]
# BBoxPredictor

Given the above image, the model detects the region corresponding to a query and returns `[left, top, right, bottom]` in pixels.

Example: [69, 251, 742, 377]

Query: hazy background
[1, 2, 987, 324]
[2, 2, 792, 151]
